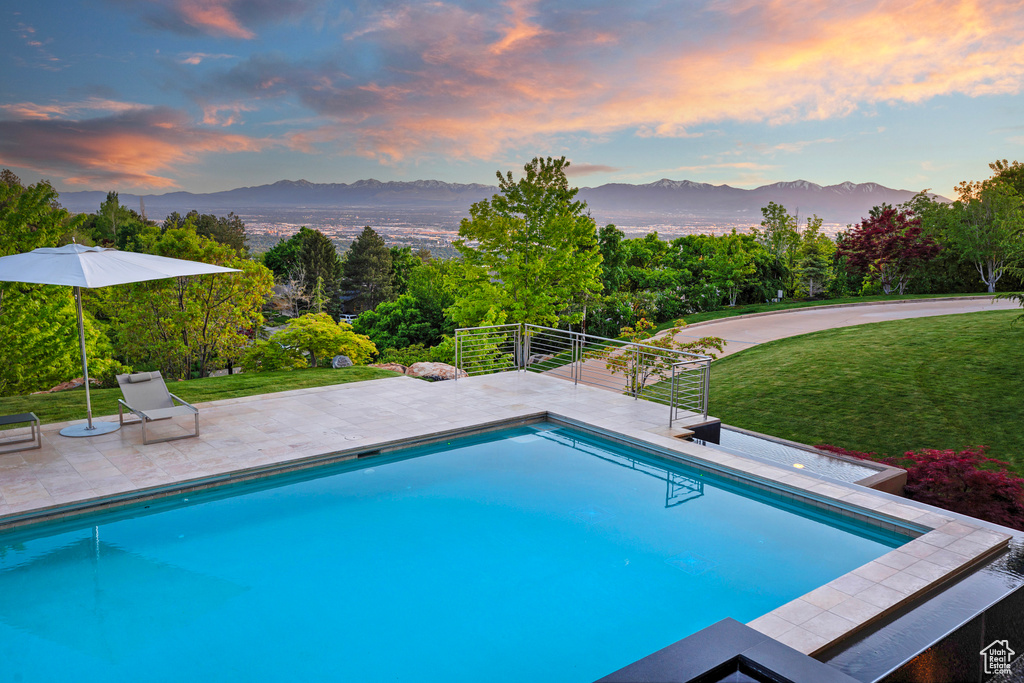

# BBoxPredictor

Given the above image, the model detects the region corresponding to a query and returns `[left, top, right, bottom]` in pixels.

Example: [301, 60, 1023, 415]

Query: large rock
[405, 362, 468, 381]
[369, 362, 408, 373]
[31, 377, 101, 395]
[331, 355, 353, 369]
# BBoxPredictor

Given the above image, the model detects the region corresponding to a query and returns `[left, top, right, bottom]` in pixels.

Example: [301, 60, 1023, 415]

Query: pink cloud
[0, 107, 271, 189]
[240, 0, 1024, 163]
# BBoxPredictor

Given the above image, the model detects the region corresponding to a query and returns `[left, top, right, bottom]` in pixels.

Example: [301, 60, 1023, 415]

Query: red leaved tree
[837, 207, 941, 294]
[817, 444, 1024, 530]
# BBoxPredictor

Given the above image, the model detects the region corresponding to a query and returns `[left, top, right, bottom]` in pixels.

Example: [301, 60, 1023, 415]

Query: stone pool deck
[0, 372, 1012, 660]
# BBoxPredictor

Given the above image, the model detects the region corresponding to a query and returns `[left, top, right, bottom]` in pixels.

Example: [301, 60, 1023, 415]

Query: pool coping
[0, 372, 1012, 661]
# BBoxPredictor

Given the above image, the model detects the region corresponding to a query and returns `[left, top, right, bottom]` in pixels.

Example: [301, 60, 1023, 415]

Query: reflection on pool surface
[0, 424, 910, 682]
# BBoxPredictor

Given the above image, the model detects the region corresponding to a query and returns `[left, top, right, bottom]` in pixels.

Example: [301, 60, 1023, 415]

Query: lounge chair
[117, 371, 199, 444]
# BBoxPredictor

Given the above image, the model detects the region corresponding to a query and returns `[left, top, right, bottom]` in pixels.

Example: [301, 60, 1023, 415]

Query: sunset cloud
[178, 52, 237, 65]
[191, 0, 1024, 162]
[120, 0, 322, 39]
[0, 107, 269, 189]
[565, 164, 623, 177]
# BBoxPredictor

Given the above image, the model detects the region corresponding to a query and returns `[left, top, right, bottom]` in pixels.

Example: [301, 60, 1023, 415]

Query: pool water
[0, 425, 909, 682]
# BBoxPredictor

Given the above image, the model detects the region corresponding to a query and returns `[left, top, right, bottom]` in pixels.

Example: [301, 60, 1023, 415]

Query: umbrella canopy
[0, 243, 238, 287]
[0, 243, 241, 437]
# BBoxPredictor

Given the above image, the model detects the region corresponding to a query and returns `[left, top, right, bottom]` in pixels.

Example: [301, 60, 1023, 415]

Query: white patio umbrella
[0, 243, 239, 437]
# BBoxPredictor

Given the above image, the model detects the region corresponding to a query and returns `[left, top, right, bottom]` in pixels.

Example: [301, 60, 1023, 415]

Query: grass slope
[0, 367, 402, 427]
[708, 310, 1024, 470]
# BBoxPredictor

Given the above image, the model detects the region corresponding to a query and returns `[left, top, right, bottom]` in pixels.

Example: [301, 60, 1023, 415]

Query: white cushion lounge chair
[117, 371, 199, 445]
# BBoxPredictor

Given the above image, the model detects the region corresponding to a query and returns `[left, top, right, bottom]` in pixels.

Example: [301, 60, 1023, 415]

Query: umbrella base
[60, 421, 121, 438]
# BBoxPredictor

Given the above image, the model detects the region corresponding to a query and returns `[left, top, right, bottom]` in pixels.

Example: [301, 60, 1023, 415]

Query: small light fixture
[793, 463, 805, 469]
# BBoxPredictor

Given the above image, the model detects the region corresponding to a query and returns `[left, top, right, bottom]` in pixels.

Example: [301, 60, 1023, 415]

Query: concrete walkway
[673, 297, 1019, 359]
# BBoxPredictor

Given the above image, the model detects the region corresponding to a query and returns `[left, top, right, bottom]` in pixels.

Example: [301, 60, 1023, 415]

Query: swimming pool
[0, 423, 911, 681]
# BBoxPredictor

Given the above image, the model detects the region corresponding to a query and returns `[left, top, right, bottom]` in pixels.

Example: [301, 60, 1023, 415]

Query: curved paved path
[672, 297, 1019, 359]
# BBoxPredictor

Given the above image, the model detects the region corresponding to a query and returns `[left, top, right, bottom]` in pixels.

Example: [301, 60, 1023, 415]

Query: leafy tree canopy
[837, 206, 941, 295]
[453, 156, 603, 327]
[272, 312, 376, 368]
[0, 171, 115, 396]
[107, 227, 273, 379]
[342, 226, 395, 314]
[164, 210, 248, 252]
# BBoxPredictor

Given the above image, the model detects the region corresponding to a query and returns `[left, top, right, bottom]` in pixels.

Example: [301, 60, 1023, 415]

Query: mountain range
[60, 178, 942, 227]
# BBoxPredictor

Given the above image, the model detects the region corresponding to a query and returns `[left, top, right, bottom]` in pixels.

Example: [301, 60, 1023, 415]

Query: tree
[271, 313, 376, 368]
[453, 156, 603, 328]
[706, 231, 757, 306]
[108, 227, 273, 379]
[262, 227, 314, 279]
[352, 258, 457, 350]
[587, 317, 724, 397]
[598, 224, 627, 292]
[795, 216, 835, 297]
[752, 202, 800, 295]
[946, 178, 1024, 293]
[838, 207, 941, 295]
[0, 172, 119, 396]
[297, 228, 344, 315]
[342, 226, 395, 313]
[164, 211, 248, 252]
[389, 246, 423, 295]
[989, 159, 1024, 198]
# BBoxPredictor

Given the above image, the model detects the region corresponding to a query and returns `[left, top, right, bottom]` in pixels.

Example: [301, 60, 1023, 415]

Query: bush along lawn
[0, 366, 403, 427]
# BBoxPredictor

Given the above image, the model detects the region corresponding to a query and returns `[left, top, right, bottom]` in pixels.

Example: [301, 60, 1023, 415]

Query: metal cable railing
[454, 323, 711, 427]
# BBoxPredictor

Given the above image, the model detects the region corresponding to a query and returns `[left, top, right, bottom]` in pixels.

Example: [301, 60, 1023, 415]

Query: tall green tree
[342, 226, 395, 313]
[262, 227, 314, 278]
[0, 172, 118, 396]
[795, 216, 835, 297]
[389, 246, 423, 295]
[946, 178, 1024, 293]
[598, 224, 627, 292]
[108, 227, 273, 379]
[451, 156, 603, 327]
[352, 258, 458, 350]
[707, 231, 757, 306]
[752, 202, 800, 295]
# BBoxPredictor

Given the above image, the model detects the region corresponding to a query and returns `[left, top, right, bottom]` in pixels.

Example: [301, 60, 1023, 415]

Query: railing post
[573, 331, 580, 385]
[669, 363, 677, 428]
[454, 330, 460, 381]
[703, 359, 710, 420]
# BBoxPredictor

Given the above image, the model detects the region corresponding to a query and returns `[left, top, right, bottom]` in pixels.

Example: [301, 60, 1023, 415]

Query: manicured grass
[657, 292, 995, 333]
[708, 310, 1024, 472]
[0, 367, 402, 427]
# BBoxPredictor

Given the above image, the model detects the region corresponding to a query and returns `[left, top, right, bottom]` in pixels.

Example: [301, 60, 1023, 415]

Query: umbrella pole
[75, 286, 93, 430]
[59, 286, 120, 437]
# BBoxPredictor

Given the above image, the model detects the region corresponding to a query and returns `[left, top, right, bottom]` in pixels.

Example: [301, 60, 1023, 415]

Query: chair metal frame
[116, 372, 200, 445]
[0, 412, 42, 454]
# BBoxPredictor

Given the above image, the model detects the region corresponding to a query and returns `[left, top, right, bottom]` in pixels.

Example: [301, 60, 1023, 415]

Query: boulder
[369, 362, 408, 374]
[331, 355, 353, 369]
[405, 362, 468, 381]
[31, 377, 101, 394]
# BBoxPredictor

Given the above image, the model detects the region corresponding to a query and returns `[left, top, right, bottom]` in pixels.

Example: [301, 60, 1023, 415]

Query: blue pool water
[0, 425, 909, 682]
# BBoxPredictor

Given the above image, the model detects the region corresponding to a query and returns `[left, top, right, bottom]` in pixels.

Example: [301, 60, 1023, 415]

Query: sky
[2, 0, 1023, 198]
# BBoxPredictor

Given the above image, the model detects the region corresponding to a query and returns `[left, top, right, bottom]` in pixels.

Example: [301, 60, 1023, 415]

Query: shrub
[239, 340, 308, 373]
[817, 444, 1024, 530]
[378, 337, 455, 366]
[272, 313, 376, 367]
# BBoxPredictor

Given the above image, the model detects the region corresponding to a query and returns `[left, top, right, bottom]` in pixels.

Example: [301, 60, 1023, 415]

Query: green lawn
[0, 366, 402, 427]
[708, 310, 1024, 471]
[657, 291, 997, 333]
